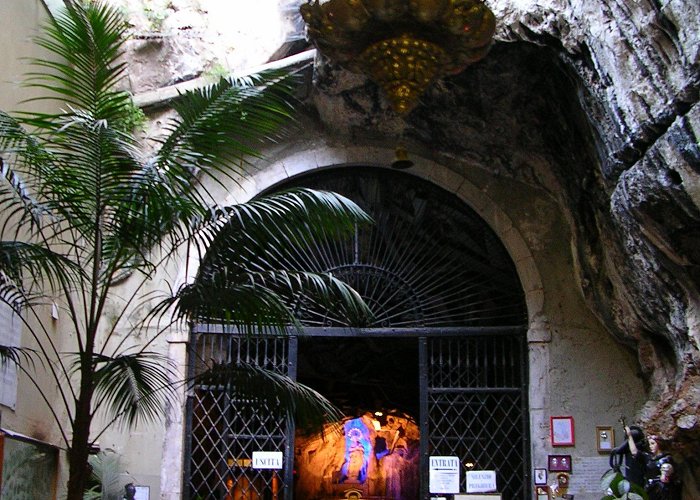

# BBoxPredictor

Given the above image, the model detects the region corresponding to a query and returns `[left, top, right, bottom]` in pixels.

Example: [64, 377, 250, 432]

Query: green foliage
[0, 441, 56, 499]
[600, 469, 649, 500]
[83, 451, 124, 500]
[0, 1, 371, 498]
[143, 6, 168, 31]
[114, 96, 147, 133]
[203, 61, 230, 82]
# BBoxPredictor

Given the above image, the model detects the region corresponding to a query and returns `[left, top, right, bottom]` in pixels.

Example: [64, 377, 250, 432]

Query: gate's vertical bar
[284, 335, 299, 499]
[182, 322, 197, 500]
[520, 328, 531, 498]
[419, 336, 429, 499]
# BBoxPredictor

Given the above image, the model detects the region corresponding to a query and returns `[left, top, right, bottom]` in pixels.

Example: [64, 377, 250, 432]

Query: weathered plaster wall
[0, 0, 65, 449]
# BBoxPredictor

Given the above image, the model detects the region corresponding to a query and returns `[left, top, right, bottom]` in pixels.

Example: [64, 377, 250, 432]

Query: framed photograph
[550, 416, 575, 446]
[535, 486, 551, 500]
[548, 454, 572, 472]
[596, 426, 615, 453]
[534, 468, 548, 485]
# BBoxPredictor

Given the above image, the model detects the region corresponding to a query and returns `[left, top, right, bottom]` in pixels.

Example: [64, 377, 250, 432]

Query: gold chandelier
[300, 0, 496, 115]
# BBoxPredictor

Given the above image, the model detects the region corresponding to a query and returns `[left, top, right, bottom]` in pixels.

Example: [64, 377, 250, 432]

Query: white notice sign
[252, 451, 283, 469]
[466, 470, 497, 493]
[429, 456, 460, 493]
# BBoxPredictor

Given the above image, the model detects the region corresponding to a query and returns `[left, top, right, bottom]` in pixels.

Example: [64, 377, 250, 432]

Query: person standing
[609, 425, 650, 488]
[645, 434, 682, 500]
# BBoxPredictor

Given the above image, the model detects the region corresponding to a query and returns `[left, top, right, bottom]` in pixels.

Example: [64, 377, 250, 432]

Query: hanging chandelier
[300, 0, 496, 115]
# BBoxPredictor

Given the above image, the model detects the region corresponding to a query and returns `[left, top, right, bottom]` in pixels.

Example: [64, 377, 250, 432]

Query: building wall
[0, 0, 70, 496]
[0, 0, 63, 442]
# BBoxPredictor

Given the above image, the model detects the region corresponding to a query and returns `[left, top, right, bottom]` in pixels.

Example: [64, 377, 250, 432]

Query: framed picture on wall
[534, 468, 548, 485]
[535, 486, 551, 500]
[550, 416, 575, 446]
[548, 454, 572, 472]
[596, 426, 615, 452]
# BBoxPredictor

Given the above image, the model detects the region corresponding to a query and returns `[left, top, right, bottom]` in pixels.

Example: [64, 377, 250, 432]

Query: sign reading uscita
[252, 451, 283, 469]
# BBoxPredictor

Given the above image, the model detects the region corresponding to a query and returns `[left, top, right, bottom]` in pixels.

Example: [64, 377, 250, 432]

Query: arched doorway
[185, 167, 530, 499]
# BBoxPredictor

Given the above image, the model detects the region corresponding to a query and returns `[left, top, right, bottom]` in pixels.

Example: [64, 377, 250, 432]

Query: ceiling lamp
[300, 0, 496, 115]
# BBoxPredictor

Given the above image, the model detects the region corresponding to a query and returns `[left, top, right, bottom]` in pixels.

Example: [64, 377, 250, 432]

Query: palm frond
[0, 344, 23, 367]
[196, 360, 342, 430]
[85, 451, 124, 500]
[196, 188, 372, 256]
[154, 69, 298, 191]
[87, 351, 178, 429]
[181, 269, 371, 327]
[25, 1, 130, 121]
[0, 123, 54, 235]
[0, 241, 81, 296]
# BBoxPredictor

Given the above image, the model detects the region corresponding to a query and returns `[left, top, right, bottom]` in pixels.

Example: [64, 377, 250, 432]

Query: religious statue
[340, 420, 371, 484]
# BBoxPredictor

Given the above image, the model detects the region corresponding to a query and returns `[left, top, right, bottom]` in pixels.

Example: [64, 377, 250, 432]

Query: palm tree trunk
[65, 357, 95, 500]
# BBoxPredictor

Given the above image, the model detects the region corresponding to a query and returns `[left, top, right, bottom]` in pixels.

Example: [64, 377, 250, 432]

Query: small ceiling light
[391, 145, 414, 169]
[300, 0, 496, 115]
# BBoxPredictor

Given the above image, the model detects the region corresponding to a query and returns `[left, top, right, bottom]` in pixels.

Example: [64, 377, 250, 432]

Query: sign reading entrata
[466, 470, 497, 493]
[429, 456, 460, 493]
[252, 451, 283, 469]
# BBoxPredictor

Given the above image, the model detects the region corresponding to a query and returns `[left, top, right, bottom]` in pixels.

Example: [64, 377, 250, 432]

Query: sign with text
[466, 470, 497, 493]
[429, 456, 460, 493]
[252, 451, 283, 469]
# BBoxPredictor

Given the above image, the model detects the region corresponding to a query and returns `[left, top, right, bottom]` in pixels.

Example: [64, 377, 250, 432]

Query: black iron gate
[420, 332, 529, 499]
[185, 332, 297, 499]
[186, 326, 528, 499]
[186, 167, 530, 499]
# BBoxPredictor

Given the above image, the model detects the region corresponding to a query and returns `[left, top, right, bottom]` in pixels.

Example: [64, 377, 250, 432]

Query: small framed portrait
[550, 416, 575, 446]
[596, 426, 615, 453]
[534, 468, 548, 485]
[548, 454, 572, 472]
[535, 486, 551, 500]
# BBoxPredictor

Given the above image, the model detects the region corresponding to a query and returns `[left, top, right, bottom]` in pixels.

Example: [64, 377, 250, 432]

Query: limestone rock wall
[493, 0, 700, 456]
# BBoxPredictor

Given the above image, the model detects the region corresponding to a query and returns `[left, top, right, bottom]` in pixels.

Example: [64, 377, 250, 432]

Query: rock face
[307, 0, 700, 481]
[495, 0, 700, 465]
[119, 0, 700, 491]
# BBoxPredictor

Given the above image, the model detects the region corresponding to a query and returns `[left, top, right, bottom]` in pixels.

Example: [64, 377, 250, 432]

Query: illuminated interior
[294, 337, 421, 499]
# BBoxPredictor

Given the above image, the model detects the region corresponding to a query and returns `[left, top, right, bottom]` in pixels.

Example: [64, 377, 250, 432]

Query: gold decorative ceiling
[300, 0, 496, 115]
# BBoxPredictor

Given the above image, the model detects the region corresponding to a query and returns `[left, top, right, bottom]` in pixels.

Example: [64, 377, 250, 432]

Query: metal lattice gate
[420, 333, 529, 499]
[186, 168, 530, 499]
[185, 334, 296, 499]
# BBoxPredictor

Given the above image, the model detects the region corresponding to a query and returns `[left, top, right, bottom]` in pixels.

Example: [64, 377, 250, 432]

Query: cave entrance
[186, 167, 530, 499]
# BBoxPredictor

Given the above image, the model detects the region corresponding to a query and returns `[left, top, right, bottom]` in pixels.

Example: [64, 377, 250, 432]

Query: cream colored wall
[0, 1, 74, 497]
[0, 0, 65, 440]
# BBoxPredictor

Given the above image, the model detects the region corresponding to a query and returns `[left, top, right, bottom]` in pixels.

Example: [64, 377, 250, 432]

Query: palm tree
[0, 2, 371, 498]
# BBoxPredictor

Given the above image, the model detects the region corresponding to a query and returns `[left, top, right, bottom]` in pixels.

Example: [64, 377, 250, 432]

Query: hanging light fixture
[300, 0, 496, 116]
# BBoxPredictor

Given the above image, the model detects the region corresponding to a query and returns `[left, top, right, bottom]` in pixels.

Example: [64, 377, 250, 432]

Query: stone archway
[182, 163, 536, 499]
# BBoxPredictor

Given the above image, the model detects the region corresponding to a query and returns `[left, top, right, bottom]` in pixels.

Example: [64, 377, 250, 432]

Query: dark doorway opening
[297, 336, 420, 419]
